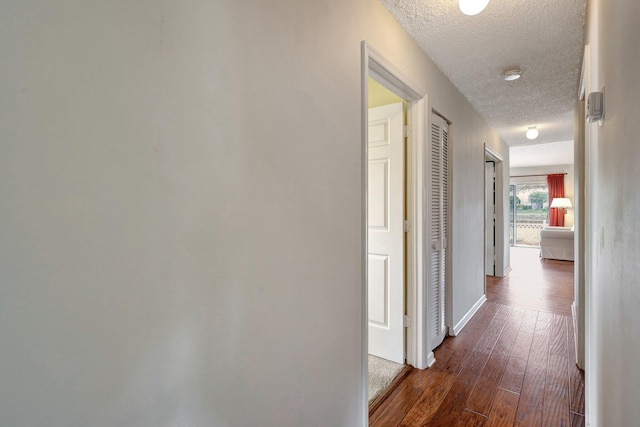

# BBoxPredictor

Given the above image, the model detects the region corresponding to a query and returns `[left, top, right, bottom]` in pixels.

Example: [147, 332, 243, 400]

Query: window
[510, 183, 549, 247]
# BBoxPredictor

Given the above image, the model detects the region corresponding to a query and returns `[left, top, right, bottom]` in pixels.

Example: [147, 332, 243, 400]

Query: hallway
[369, 248, 584, 426]
[486, 247, 574, 316]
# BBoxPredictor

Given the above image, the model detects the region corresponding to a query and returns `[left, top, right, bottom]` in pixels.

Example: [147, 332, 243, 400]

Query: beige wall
[583, 0, 640, 425]
[0, 0, 507, 425]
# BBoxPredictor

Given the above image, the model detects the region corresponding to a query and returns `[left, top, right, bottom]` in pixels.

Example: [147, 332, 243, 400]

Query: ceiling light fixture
[525, 126, 539, 140]
[459, 0, 490, 16]
[502, 69, 522, 81]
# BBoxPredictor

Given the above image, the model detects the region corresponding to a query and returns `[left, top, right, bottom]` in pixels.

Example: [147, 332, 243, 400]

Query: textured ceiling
[380, 0, 587, 147]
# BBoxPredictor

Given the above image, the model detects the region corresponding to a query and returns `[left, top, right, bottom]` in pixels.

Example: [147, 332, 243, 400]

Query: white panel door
[368, 102, 405, 364]
[485, 161, 496, 276]
[428, 113, 449, 350]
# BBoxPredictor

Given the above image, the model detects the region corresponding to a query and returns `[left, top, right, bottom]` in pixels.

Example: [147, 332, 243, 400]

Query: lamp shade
[550, 197, 572, 209]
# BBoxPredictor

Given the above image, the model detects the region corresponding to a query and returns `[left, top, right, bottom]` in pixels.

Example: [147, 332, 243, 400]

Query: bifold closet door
[428, 113, 449, 350]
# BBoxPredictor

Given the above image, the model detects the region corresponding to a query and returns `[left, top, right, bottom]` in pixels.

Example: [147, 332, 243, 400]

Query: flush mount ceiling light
[525, 126, 539, 140]
[502, 69, 522, 81]
[459, 0, 490, 15]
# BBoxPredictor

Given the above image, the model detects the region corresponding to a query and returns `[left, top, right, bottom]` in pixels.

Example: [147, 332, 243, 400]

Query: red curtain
[547, 174, 565, 226]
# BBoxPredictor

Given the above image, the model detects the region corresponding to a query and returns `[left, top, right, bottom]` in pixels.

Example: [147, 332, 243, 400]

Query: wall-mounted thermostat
[586, 91, 604, 124]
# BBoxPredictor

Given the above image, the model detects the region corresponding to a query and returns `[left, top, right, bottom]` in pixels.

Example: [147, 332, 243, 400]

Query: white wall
[584, 0, 640, 425]
[510, 164, 575, 227]
[0, 0, 507, 425]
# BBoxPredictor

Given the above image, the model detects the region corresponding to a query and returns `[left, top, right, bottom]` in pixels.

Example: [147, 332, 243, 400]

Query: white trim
[450, 295, 487, 336]
[361, 42, 430, 425]
[484, 160, 496, 277]
[485, 144, 504, 162]
[367, 47, 425, 101]
[574, 44, 588, 375]
[484, 145, 506, 277]
[571, 303, 584, 369]
[578, 47, 587, 100]
[495, 161, 506, 276]
[444, 115, 454, 346]
[406, 97, 429, 369]
[426, 351, 436, 368]
[583, 42, 599, 427]
[360, 42, 369, 427]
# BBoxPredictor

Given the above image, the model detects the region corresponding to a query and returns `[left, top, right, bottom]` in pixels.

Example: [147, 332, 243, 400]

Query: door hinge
[403, 125, 409, 138]
[403, 220, 410, 233]
[403, 315, 412, 328]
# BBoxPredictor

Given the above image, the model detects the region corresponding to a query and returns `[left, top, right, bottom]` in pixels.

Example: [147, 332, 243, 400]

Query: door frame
[485, 160, 496, 277]
[484, 144, 506, 278]
[361, 42, 431, 416]
[580, 43, 597, 424]
[574, 46, 586, 371]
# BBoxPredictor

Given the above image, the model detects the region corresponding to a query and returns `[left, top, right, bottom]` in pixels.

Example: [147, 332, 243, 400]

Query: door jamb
[574, 46, 586, 371]
[581, 42, 597, 425]
[361, 41, 430, 421]
[484, 145, 505, 278]
[484, 160, 496, 278]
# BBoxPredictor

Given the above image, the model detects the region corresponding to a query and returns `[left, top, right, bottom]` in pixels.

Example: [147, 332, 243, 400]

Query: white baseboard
[450, 295, 487, 336]
[571, 303, 578, 361]
[426, 351, 436, 368]
[571, 303, 585, 369]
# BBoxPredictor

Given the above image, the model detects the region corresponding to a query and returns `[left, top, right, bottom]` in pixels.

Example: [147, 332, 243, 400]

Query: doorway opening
[484, 145, 505, 281]
[485, 160, 496, 276]
[366, 81, 408, 407]
[361, 42, 431, 418]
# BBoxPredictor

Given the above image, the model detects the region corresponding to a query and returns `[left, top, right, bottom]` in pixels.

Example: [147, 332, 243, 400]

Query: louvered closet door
[429, 113, 449, 350]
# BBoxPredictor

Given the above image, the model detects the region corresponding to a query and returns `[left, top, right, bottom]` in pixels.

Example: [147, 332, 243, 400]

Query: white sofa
[540, 226, 574, 261]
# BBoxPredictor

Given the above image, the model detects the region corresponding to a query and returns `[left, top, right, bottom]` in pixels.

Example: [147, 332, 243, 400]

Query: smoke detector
[502, 69, 522, 81]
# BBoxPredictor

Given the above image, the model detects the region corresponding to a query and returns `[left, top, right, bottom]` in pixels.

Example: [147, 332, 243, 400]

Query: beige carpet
[368, 355, 405, 404]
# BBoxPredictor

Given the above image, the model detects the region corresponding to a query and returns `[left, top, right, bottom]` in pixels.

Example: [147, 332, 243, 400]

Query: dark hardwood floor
[369, 247, 585, 427]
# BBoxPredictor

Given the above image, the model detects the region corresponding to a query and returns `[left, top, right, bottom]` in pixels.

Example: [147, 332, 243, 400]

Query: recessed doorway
[361, 42, 431, 418]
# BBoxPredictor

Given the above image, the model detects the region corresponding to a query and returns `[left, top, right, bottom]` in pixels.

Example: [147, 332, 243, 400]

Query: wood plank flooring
[369, 247, 585, 426]
[486, 247, 574, 316]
